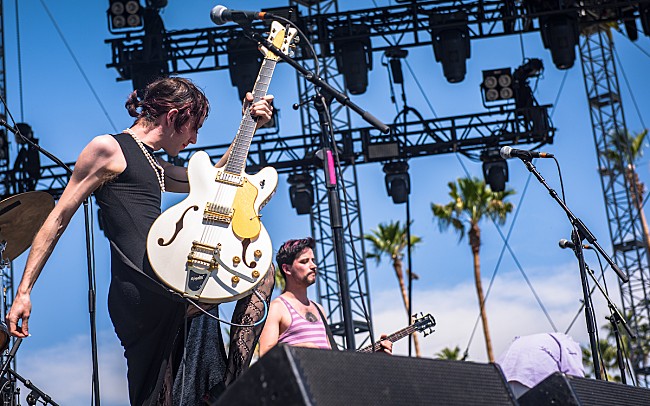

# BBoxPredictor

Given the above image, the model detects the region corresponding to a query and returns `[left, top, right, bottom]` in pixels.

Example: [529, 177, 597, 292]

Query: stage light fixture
[108, 0, 144, 33]
[481, 150, 508, 193]
[333, 24, 373, 95]
[481, 68, 513, 104]
[227, 37, 263, 102]
[538, 12, 579, 70]
[640, 4, 650, 37]
[430, 11, 471, 83]
[383, 161, 410, 204]
[385, 48, 408, 85]
[288, 173, 314, 215]
[14, 123, 33, 144]
[146, 0, 168, 9]
[621, 6, 639, 42]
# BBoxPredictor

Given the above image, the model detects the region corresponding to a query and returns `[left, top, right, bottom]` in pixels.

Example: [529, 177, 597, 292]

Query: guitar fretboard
[223, 57, 277, 175]
[357, 324, 419, 353]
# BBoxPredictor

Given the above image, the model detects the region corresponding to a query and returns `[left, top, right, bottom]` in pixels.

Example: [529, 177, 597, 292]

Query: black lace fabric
[224, 264, 275, 386]
[171, 265, 275, 404]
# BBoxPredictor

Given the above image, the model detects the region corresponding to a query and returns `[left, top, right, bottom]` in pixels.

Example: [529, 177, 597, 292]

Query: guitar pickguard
[232, 178, 261, 239]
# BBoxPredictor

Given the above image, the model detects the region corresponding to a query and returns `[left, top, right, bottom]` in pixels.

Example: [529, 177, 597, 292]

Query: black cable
[552, 157, 567, 203]
[613, 44, 647, 129]
[404, 59, 439, 119]
[268, 15, 320, 78]
[37, 0, 118, 132]
[455, 155, 558, 357]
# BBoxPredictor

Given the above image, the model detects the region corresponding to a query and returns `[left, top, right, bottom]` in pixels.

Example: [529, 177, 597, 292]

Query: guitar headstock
[261, 21, 299, 60]
[412, 313, 436, 337]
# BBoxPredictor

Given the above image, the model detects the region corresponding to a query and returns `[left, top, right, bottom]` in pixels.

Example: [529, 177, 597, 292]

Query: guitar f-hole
[158, 205, 199, 246]
[241, 238, 258, 268]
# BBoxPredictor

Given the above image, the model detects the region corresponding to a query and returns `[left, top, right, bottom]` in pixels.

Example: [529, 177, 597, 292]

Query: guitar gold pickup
[215, 171, 243, 186]
[204, 202, 234, 224]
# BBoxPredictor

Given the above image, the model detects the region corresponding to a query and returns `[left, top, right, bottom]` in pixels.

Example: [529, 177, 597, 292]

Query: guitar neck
[357, 325, 418, 353]
[223, 57, 276, 175]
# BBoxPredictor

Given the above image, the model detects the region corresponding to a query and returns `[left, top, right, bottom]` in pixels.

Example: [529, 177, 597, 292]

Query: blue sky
[3, 1, 650, 404]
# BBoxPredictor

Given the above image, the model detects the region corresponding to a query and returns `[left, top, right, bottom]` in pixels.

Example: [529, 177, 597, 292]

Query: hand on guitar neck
[377, 334, 393, 355]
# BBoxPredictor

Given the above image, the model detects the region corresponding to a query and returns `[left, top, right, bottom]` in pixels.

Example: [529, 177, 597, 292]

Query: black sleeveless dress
[95, 133, 185, 405]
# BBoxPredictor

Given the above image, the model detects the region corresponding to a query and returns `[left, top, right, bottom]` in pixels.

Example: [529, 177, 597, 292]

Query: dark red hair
[125, 77, 210, 132]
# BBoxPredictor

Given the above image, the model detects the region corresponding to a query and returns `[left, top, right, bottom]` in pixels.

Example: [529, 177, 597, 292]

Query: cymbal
[0, 191, 54, 261]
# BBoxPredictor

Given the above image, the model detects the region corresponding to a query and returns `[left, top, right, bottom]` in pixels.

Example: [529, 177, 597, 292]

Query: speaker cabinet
[518, 372, 650, 406]
[217, 344, 517, 405]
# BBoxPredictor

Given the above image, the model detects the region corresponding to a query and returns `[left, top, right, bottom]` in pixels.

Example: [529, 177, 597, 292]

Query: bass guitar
[357, 313, 436, 353]
[147, 22, 298, 303]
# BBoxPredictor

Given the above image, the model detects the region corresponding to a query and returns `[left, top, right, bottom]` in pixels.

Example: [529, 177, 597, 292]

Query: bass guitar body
[147, 151, 278, 303]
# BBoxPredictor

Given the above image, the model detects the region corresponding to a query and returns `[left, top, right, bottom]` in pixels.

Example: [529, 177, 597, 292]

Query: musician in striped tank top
[259, 237, 392, 356]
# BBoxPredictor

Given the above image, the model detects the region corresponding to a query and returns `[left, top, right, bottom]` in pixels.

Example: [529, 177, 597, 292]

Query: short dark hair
[276, 237, 316, 278]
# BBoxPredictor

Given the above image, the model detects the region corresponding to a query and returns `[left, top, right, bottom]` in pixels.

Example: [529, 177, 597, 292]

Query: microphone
[500, 146, 554, 160]
[210, 5, 271, 25]
[558, 239, 592, 250]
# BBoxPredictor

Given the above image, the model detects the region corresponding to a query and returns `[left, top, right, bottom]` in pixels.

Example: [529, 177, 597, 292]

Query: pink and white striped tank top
[277, 296, 331, 350]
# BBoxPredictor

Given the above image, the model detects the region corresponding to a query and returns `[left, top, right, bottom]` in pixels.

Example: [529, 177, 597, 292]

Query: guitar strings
[195, 57, 274, 297]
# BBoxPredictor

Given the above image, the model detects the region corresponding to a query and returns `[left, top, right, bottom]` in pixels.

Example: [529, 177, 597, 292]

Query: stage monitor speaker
[216, 344, 518, 405]
[518, 372, 650, 406]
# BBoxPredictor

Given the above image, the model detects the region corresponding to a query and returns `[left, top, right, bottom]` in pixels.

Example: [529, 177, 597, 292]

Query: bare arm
[258, 299, 285, 356]
[7, 135, 125, 337]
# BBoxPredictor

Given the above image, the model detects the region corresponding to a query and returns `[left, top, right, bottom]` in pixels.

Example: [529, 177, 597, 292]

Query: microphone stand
[8, 367, 59, 406]
[519, 158, 628, 380]
[581, 261, 636, 384]
[236, 21, 389, 349]
[0, 121, 101, 404]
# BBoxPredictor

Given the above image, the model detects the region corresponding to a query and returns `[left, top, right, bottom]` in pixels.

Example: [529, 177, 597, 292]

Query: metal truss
[7, 103, 553, 195]
[285, 0, 371, 349]
[104, 1, 650, 80]
[580, 29, 650, 382]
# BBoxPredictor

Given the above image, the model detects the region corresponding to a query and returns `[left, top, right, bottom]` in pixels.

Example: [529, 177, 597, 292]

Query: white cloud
[7, 263, 623, 403]
[368, 263, 619, 362]
[15, 331, 128, 406]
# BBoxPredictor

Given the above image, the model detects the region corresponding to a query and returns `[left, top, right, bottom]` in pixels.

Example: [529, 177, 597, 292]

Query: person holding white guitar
[259, 237, 393, 356]
[7, 76, 275, 405]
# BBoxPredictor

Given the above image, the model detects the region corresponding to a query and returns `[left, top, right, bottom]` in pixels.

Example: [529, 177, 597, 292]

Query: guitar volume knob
[233, 256, 241, 265]
[254, 250, 262, 258]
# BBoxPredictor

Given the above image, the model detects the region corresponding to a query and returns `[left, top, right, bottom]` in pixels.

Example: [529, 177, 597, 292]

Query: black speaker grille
[519, 372, 650, 406]
[288, 346, 516, 405]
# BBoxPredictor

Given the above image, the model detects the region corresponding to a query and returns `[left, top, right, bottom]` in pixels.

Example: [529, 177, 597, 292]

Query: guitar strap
[313, 302, 339, 351]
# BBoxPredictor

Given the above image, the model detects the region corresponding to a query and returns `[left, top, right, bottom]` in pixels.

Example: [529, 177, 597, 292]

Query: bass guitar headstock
[412, 313, 436, 337]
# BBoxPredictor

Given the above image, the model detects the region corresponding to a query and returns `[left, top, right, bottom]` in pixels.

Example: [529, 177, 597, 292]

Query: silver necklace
[123, 128, 166, 192]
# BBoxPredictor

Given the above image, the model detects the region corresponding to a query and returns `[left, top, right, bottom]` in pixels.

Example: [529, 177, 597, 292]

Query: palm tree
[274, 264, 286, 293]
[431, 177, 514, 362]
[435, 345, 463, 360]
[603, 128, 649, 250]
[365, 220, 423, 356]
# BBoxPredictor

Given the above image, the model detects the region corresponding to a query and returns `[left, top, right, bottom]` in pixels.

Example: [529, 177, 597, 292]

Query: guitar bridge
[216, 171, 243, 186]
[204, 202, 234, 224]
[184, 241, 218, 299]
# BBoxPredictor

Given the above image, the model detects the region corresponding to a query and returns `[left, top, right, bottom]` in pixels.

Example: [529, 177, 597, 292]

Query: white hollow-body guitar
[147, 22, 297, 303]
